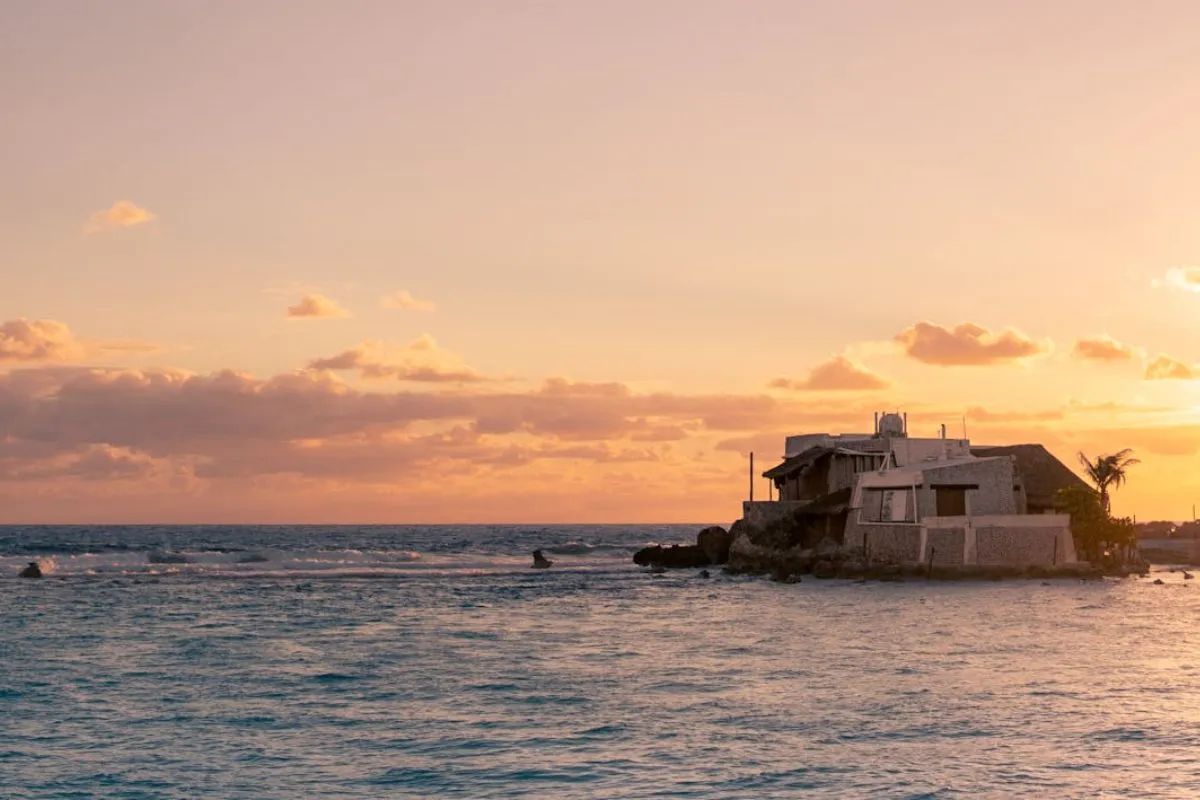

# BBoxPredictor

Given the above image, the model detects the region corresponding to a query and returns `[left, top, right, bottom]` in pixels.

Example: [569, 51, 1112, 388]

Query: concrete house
[749, 412, 1088, 569]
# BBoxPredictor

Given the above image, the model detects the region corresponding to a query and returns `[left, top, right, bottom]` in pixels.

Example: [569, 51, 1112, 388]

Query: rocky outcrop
[633, 525, 732, 569]
[18, 561, 42, 578]
[727, 513, 834, 575]
[697, 526, 733, 564]
[633, 543, 710, 568]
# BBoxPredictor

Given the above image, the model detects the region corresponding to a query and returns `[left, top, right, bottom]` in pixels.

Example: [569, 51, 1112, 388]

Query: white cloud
[381, 291, 437, 312]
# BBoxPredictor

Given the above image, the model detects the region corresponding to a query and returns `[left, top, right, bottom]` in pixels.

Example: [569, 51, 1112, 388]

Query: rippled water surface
[4, 525, 1200, 798]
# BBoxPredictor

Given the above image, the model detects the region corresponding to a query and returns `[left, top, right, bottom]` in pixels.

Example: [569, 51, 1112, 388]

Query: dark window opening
[935, 487, 967, 516]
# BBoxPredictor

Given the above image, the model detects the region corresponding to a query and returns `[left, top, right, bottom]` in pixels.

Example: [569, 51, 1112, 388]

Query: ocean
[3, 524, 1198, 798]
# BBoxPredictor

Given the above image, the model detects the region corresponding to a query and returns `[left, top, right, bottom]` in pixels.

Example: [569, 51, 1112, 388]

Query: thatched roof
[970, 444, 1088, 510]
[762, 446, 832, 480]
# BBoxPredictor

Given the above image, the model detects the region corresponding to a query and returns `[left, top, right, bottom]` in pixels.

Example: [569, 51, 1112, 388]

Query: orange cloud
[1071, 335, 1138, 363]
[895, 321, 1048, 366]
[2, 355, 1197, 523]
[84, 200, 156, 234]
[0, 366, 714, 497]
[539, 378, 631, 397]
[286, 293, 349, 319]
[0, 365, 886, 481]
[308, 337, 488, 383]
[1145, 354, 1200, 380]
[381, 290, 437, 312]
[0, 444, 160, 483]
[4, 308, 1199, 523]
[0, 318, 163, 365]
[0, 319, 86, 362]
[769, 355, 889, 391]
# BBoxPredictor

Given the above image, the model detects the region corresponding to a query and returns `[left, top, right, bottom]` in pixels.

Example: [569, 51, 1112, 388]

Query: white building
[751, 412, 1087, 569]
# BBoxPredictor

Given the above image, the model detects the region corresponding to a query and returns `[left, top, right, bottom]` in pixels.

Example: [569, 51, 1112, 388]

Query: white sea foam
[1, 547, 629, 579]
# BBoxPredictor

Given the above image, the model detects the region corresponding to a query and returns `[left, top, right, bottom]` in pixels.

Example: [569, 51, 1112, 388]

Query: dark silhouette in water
[18, 561, 42, 578]
[531, 549, 553, 569]
[632, 526, 732, 569]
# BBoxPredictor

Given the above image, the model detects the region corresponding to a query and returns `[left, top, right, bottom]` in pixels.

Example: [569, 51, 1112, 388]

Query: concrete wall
[742, 501, 807, 528]
[926, 527, 966, 566]
[1139, 538, 1200, 564]
[844, 512, 1076, 567]
[845, 522, 922, 563]
[891, 438, 971, 466]
[975, 525, 1058, 567]
[785, 432, 874, 457]
[915, 458, 1018, 519]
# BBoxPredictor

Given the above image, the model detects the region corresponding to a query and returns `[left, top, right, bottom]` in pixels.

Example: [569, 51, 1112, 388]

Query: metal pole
[749, 451, 754, 502]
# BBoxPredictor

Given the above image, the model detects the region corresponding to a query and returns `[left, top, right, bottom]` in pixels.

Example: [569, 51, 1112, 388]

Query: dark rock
[532, 549, 553, 569]
[696, 526, 733, 564]
[1154, 578, 1165, 585]
[726, 519, 818, 574]
[18, 561, 42, 579]
[633, 543, 709, 569]
[812, 560, 837, 579]
[814, 536, 842, 560]
[738, 513, 804, 551]
[632, 525, 732, 570]
[698, 569, 710, 579]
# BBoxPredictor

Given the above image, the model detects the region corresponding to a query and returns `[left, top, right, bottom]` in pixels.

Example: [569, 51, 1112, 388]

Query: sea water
[3, 525, 1199, 798]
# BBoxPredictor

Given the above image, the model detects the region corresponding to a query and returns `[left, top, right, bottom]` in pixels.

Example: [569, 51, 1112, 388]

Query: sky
[2, 0, 1200, 523]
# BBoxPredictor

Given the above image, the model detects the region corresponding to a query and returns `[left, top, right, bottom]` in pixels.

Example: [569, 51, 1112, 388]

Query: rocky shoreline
[633, 518, 1147, 582]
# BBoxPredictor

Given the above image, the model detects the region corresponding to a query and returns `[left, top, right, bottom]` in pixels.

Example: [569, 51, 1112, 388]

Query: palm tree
[1077, 448, 1140, 515]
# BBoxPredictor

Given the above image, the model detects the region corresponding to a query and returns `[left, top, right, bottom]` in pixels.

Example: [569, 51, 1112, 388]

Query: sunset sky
[3, 1, 1200, 523]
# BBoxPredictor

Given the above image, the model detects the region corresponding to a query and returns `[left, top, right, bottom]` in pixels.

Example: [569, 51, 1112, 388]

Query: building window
[861, 488, 915, 523]
[935, 487, 967, 516]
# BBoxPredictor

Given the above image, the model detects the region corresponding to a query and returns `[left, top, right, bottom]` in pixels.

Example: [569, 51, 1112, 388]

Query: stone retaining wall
[851, 524, 922, 564]
[975, 525, 1060, 567]
[926, 527, 966, 567]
